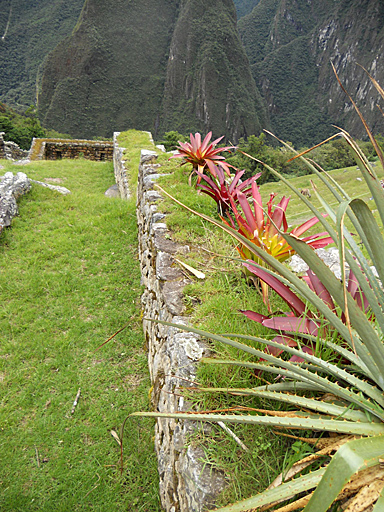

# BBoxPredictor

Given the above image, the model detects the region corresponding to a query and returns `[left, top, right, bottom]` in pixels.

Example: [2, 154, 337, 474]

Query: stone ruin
[0, 132, 29, 160]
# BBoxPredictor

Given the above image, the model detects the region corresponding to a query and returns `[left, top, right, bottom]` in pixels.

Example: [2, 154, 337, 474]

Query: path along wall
[113, 134, 225, 512]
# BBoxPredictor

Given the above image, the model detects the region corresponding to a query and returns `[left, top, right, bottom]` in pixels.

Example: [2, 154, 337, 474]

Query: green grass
[117, 130, 157, 190]
[0, 158, 160, 511]
[260, 161, 384, 225]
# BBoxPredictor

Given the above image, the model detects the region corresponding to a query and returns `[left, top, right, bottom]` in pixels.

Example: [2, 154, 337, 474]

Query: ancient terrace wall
[112, 133, 226, 512]
[29, 138, 113, 161]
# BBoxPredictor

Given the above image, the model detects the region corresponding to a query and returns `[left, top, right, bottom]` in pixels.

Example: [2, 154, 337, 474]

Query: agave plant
[195, 164, 261, 216]
[129, 74, 384, 511]
[169, 131, 235, 179]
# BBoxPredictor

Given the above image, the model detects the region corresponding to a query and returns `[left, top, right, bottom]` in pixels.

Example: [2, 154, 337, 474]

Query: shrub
[0, 103, 46, 149]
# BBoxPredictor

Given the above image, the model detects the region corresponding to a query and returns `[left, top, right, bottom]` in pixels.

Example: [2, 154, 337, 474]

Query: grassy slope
[0, 158, 160, 511]
[260, 160, 384, 226]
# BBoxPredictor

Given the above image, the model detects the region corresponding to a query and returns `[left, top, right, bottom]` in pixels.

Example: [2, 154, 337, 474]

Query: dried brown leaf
[110, 430, 122, 447]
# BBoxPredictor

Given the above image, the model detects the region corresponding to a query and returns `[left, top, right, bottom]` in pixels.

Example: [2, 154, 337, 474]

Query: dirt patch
[123, 374, 144, 391]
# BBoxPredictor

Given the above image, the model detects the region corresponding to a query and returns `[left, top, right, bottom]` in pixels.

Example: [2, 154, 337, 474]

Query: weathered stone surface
[161, 280, 189, 316]
[135, 149, 226, 512]
[104, 184, 120, 198]
[113, 132, 130, 199]
[0, 133, 29, 161]
[289, 247, 346, 280]
[177, 446, 227, 510]
[31, 179, 71, 195]
[0, 172, 31, 230]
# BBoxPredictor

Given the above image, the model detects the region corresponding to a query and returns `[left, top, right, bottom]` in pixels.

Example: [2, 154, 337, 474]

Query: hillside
[238, 0, 384, 146]
[38, 0, 266, 141]
[233, 0, 261, 20]
[0, 0, 83, 109]
[159, 0, 267, 139]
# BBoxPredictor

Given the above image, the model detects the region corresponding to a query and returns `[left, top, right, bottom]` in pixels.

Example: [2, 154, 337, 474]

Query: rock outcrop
[239, 0, 384, 145]
[0, 171, 31, 232]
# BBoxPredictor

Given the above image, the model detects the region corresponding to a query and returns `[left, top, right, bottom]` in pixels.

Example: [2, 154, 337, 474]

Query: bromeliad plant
[222, 181, 332, 307]
[195, 164, 261, 216]
[169, 131, 235, 179]
[171, 132, 332, 309]
[241, 264, 371, 369]
[226, 183, 333, 266]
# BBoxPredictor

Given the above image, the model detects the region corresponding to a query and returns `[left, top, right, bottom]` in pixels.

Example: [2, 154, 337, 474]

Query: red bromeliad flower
[227, 183, 333, 266]
[196, 164, 261, 216]
[169, 132, 235, 179]
[241, 263, 371, 371]
[222, 182, 333, 307]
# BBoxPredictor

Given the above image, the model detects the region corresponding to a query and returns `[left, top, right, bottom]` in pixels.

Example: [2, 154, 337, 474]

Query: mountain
[233, 0, 261, 20]
[0, 0, 83, 108]
[158, 0, 267, 139]
[238, 0, 384, 146]
[38, 0, 267, 141]
[2, 0, 384, 146]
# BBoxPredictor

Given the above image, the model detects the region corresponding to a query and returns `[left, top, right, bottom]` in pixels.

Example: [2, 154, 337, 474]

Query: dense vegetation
[158, 0, 267, 140]
[233, 0, 261, 19]
[0, 103, 72, 150]
[0, 103, 45, 150]
[2, 0, 384, 147]
[0, 0, 83, 108]
[238, 0, 384, 146]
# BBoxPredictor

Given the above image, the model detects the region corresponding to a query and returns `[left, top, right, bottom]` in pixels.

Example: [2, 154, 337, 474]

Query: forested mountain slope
[158, 0, 267, 139]
[0, 0, 83, 108]
[2, 0, 384, 146]
[239, 0, 384, 145]
[233, 0, 261, 19]
[38, 0, 266, 140]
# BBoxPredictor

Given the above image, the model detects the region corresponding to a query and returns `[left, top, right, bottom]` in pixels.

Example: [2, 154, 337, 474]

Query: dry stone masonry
[0, 133, 29, 160]
[112, 132, 130, 199]
[29, 138, 113, 161]
[131, 145, 226, 511]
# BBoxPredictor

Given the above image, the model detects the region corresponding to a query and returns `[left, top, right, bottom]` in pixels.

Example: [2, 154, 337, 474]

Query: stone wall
[29, 138, 113, 161]
[135, 150, 225, 512]
[44, 141, 113, 161]
[0, 132, 29, 160]
[112, 133, 130, 199]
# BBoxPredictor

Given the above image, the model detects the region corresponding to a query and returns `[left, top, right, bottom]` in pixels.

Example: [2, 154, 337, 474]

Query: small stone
[104, 184, 120, 197]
